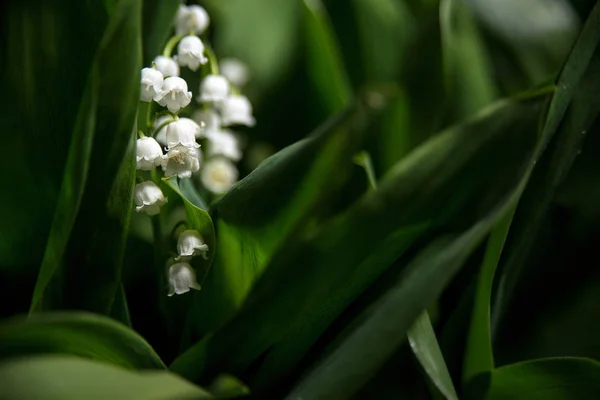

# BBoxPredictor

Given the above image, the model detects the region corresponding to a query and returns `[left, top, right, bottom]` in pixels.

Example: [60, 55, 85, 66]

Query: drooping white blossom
[219, 58, 250, 87]
[140, 68, 164, 102]
[165, 118, 201, 150]
[163, 145, 201, 179]
[167, 262, 201, 296]
[134, 181, 168, 216]
[201, 157, 238, 194]
[154, 76, 192, 113]
[192, 109, 220, 137]
[176, 36, 208, 72]
[205, 129, 242, 161]
[153, 56, 180, 77]
[136, 137, 164, 170]
[154, 115, 175, 146]
[220, 95, 255, 127]
[174, 5, 210, 36]
[175, 230, 209, 261]
[199, 75, 230, 103]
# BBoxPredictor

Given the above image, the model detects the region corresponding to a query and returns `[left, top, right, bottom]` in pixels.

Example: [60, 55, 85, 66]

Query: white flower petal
[201, 157, 238, 194]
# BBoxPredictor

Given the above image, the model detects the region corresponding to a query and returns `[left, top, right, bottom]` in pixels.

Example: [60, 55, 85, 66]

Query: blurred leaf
[0, 355, 212, 400]
[492, 1, 600, 332]
[377, 89, 412, 173]
[408, 312, 458, 400]
[182, 105, 367, 339]
[0, 312, 164, 370]
[173, 97, 543, 387]
[30, 0, 142, 314]
[440, 0, 497, 120]
[110, 284, 132, 328]
[487, 357, 600, 399]
[142, 0, 180, 64]
[302, 0, 353, 114]
[208, 374, 250, 399]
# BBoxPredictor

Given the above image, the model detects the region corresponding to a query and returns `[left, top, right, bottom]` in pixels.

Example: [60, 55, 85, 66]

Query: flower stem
[204, 42, 219, 75]
[163, 34, 183, 57]
[152, 119, 176, 137]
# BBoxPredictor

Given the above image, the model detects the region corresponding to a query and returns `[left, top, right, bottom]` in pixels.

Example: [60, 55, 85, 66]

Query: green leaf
[492, 1, 600, 332]
[173, 96, 543, 386]
[302, 0, 353, 114]
[30, 0, 142, 314]
[0, 312, 164, 370]
[141, 0, 180, 64]
[0, 355, 212, 400]
[487, 357, 600, 399]
[408, 312, 458, 400]
[440, 0, 497, 120]
[182, 106, 367, 339]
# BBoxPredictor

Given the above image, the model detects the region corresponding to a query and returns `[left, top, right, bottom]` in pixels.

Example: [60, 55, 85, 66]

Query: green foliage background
[1, 0, 600, 398]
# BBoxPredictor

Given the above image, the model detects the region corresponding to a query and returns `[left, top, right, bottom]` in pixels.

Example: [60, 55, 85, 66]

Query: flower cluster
[133, 3, 257, 296]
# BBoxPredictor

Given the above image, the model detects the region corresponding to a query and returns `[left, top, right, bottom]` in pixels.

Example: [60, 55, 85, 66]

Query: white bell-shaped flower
[153, 115, 175, 146]
[136, 137, 164, 170]
[199, 75, 230, 103]
[154, 76, 192, 113]
[165, 118, 201, 150]
[176, 36, 208, 72]
[140, 68, 164, 102]
[174, 5, 210, 36]
[220, 58, 250, 87]
[205, 129, 242, 161]
[175, 230, 209, 261]
[193, 109, 220, 137]
[153, 56, 180, 77]
[201, 157, 239, 194]
[167, 262, 201, 296]
[163, 145, 201, 179]
[220, 95, 256, 127]
[134, 181, 168, 216]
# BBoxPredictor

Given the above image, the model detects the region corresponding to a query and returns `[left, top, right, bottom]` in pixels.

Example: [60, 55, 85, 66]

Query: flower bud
[205, 129, 242, 161]
[140, 68, 163, 102]
[220, 58, 250, 87]
[201, 157, 238, 194]
[165, 118, 201, 150]
[199, 75, 230, 103]
[134, 181, 168, 216]
[176, 36, 208, 72]
[154, 76, 192, 113]
[153, 56, 180, 77]
[136, 137, 164, 170]
[167, 262, 201, 296]
[175, 5, 210, 36]
[163, 145, 201, 179]
[176, 230, 209, 261]
[220, 95, 255, 127]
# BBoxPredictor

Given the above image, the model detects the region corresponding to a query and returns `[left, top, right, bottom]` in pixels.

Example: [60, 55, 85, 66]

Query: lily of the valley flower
[175, 229, 209, 261]
[201, 157, 238, 194]
[154, 76, 192, 113]
[193, 109, 220, 136]
[163, 145, 200, 179]
[167, 262, 201, 296]
[199, 75, 230, 103]
[220, 95, 256, 127]
[165, 118, 201, 150]
[140, 68, 163, 102]
[136, 137, 164, 170]
[174, 5, 210, 36]
[153, 55, 180, 77]
[134, 181, 168, 216]
[205, 129, 242, 161]
[154, 115, 175, 146]
[220, 58, 250, 87]
[176, 36, 208, 72]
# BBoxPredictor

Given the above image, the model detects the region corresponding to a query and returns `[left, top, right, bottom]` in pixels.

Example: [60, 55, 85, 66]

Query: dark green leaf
[487, 357, 600, 399]
[0, 355, 212, 400]
[142, 0, 180, 64]
[0, 312, 164, 370]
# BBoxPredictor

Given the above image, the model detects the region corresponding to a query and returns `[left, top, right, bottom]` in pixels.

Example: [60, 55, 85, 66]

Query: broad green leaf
[173, 97, 543, 385]
[30, 0, 142, 314]
[440, 0, 497, 120]
[183, 106, 367, 339]
[0, 355, 212, 400]
[487, 357, 600, 399]
[377, 89, 412, 173]
[0, 312, 164, 370]
[408, 312, 458, 400]
[302, 0, 353, 114]
[141, 0, 180, 64]
[492, 2, 600, 333]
